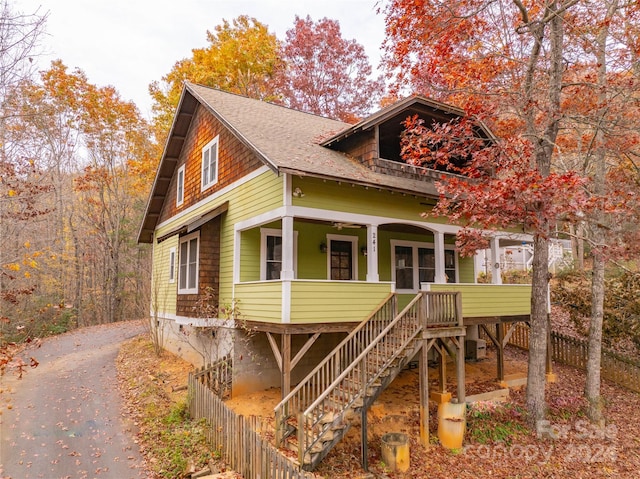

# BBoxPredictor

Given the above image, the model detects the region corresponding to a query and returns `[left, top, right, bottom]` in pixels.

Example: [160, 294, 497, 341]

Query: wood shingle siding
[176, 216, 222, 317]
[158, 105, 263, 225]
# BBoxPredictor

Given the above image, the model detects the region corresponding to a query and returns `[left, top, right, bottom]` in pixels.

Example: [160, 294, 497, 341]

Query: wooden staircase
[274, 291, 462, 471]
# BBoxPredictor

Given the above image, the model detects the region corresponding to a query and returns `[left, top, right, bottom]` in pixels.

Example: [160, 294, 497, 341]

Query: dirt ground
[224, 345, 528, 422]
[121, 338, 640, 478]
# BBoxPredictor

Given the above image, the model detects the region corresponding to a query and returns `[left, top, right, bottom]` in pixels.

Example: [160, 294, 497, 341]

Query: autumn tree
[559, 0, 640, 423]
[0, 0, 48, 360]
[149, 15, 282, 139]
[385, 0, 640, 426]
[382, 0, 585, 425]
[14, 61, 86, 318]
[74, 82, 154, 324]
[275, 15, 384, 122]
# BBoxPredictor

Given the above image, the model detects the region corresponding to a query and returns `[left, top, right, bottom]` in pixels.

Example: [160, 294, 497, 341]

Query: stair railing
[297, 293, 425, 466]
[274, 293, 397, 446]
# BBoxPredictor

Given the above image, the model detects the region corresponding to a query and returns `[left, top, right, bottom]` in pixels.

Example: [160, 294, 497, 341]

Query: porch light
[319, 242, 327, 253]
[360, 246, 367, 256]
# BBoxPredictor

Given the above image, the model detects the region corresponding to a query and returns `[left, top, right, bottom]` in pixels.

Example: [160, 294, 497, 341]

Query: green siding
[292, 177, 448, 224]
[295, 221, 368, 280]
[458, 256, 476, 283]
[150, 236, 178, 316]
[240, 228, 261, 282]
[235, 280, 392, 324]
[155, 170, 284, 309]
[219, 172, 283, 304]
[234, 282, 283, 323]
[427, 283, 532, 317]
[290, 281, 393, 323]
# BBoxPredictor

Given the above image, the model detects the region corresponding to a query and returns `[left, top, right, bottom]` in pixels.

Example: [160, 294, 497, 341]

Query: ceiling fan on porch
[332, 222, 361, 230]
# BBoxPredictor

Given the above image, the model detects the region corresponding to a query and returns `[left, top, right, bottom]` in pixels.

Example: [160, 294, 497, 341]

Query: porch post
[490, 237, 502, 285]
[281, 215, 295, 280]
[366, 224, 379, 282]
[434, 231, 446, 283]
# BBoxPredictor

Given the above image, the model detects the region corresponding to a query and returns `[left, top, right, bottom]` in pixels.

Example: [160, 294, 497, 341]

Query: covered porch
[229, 205, 534, 401]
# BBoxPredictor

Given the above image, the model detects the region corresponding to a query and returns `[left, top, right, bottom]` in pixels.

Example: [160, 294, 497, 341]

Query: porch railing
[423, 290, 463, 327]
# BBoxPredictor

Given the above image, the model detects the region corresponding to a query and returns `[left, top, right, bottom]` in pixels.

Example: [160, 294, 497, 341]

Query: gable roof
[138, 83, 468, 243]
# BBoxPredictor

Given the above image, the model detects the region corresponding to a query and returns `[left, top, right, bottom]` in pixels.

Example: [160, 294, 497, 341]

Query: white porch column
[281, 215, 295, 280]
[490, 236, 502, 285]
[366, 224, 379, 282]
[434, 231, 446, 284]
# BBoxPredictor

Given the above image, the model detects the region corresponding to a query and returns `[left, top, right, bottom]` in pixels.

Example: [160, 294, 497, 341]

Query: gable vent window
[176, 165, 185, 207]
[201, 136, 219, 191]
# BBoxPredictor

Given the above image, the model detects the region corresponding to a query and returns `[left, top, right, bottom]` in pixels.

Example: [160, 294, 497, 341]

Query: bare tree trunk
[524, 1, 564, 425]
[569, 223, 584, 271]
[586, 247, 605, 422]
[585, 0, 618, 424]
[527, 233, 550, 424]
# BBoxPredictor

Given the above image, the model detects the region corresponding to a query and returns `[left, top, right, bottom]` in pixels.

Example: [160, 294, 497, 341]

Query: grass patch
[466, 401, 528, 446]
[117, 336, 214, 478]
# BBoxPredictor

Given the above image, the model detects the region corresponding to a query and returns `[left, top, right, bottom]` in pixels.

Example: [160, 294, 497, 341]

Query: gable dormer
[320, 96, 490, 181]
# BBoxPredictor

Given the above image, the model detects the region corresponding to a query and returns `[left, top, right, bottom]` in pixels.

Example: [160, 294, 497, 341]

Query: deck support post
[281, 333, 291, 399]
[496, 323, 505, 382]
[455, 336, 466, 403]
[546, 314, 555, 381]
[419, 341, 430, 447]
[361, 406, 368, 471]
[437, 340, 447, 394]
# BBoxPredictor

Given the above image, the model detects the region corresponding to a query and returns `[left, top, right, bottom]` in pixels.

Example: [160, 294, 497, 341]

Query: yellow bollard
[437, 402, 466, 450]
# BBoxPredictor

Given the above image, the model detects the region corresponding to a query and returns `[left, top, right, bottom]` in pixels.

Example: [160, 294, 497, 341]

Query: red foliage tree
[275, 15, 385, 122]
[384, 0, 640, 424]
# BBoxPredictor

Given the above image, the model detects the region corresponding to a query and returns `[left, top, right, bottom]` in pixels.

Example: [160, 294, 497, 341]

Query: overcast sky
[18, 0, 387, 118]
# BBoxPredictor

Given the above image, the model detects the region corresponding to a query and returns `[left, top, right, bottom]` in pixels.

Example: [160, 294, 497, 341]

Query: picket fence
[188, 366, 314, 479]
[505, 323, 640, 393]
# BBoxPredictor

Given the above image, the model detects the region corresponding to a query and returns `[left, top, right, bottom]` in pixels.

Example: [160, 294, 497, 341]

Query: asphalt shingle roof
[138, 83, 447, 243]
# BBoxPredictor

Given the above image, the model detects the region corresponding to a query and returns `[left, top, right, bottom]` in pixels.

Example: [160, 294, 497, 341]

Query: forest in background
[3, 0, 640, 427]
[0, 3, 385, 344]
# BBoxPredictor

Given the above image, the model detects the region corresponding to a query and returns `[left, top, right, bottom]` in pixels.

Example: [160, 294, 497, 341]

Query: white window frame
[168, 247, 176, 283]
[176, 165, 185, 207]
[326, 234, 358, 281]
[201, 135, 219, 191]
[391, 239, 458, 293]
[178, 231, 199, 294]
[260, 228, 298, 280]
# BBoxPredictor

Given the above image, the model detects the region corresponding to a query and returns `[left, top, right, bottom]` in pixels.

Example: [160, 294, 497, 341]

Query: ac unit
[465, 339, 486, 361]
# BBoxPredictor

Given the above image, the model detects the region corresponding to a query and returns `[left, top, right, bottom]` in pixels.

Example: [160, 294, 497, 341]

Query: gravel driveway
[1, 320, 151, 479]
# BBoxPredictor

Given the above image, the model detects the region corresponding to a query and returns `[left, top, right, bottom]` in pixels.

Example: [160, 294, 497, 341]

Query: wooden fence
[192, 353, 233, 400]
[188, 370, 313, 479]
[503, 323, 640, 393]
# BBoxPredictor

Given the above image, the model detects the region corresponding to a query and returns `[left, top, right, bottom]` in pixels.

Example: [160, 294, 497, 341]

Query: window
[176, 165, 185, 207]
[178, 232, 199, 294]
[444, 249, 456, 283]
[418, 248, 435, 283]
[260, 228, 298, 280]
[327, 235, 358, 281]
[392, 241, 457, 292]
[201, 136, 219, 191]
[266, 235, 282, 280]
[168, 247, 176, 283]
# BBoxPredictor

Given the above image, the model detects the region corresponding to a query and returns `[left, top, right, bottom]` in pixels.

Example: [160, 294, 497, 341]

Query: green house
[138, 82, 532, 403]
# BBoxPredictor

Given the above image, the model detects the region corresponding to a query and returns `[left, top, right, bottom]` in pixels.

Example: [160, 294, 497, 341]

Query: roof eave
[184, 82, 280, 175]
[136, 86, 198, 244]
